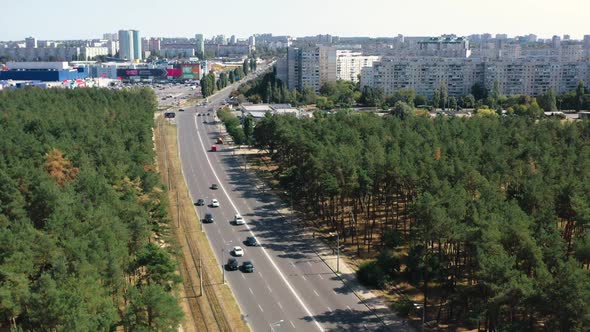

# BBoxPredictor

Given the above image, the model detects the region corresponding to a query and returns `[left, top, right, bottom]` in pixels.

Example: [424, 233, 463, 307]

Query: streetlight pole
[330, 231, 340, 273]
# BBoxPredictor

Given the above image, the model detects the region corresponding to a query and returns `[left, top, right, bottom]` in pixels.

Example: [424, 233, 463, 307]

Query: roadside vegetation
[250, 110, 590, 331]
[0, 88, 183, 331]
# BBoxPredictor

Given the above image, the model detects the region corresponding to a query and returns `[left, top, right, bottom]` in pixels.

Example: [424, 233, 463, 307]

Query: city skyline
[1, 0, 588, 41]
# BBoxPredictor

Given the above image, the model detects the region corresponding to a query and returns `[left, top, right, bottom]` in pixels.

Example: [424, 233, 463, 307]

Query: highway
[174, 69, 392, 331]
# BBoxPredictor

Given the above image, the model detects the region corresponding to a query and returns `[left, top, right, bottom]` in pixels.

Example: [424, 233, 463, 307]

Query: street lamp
[329, 231, 340, 273]
[414, 303, 425, 332]
[270, 319, 284, 332]
[221, 241, 233, 284]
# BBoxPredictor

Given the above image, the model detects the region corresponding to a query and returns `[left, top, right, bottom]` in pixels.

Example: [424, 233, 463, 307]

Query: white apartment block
[336, 50, 380, 82]
[363, 57, 590, 98]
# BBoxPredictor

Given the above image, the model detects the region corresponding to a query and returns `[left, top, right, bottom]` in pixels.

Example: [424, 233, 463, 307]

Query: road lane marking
[327, 306, 332, 313]
[258, 304, 264, 313]
[278, 302, 283, 310]
[241, 274, 245, 280]
[307, 261, 312, 267]
[249, 287, 254, 295]
[267, 285, 272, 293]
[302, 275, 307, 281]
[347, 305, 352, 312]
[318, 274, 324, 280]
[194, 115, 325, 332]
[290, 321, 296, 328]
[313, 290, 319, 297]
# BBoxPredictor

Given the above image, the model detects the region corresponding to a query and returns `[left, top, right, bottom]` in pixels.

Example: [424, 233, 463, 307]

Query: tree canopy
[0, 88, 183, 331]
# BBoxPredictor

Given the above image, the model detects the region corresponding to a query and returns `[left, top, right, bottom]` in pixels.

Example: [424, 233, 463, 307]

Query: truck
[216, 137, 224, 144]
[211, 145, 217, 152]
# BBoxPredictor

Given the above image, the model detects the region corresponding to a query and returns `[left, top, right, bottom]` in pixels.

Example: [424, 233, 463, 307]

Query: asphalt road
[174, 70, 391, 332]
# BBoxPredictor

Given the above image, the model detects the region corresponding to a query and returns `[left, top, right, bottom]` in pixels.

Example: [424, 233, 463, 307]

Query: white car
[234, 214, 245, 225]
[233, 246, 244, 257]
[211, 199, 220, 207]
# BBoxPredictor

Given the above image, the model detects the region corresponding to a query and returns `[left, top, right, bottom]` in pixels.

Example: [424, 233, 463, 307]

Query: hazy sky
[1, 0, 588, 40]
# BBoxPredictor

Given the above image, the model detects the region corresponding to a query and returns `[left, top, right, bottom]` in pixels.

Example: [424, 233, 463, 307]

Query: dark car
[179, 108, 185, 112]
[211, 184, 219, 190]
[197, 113, 201, 116]
[226, 258, 239, 271]
[195, 199, 205, 206]
[245, 236, 258, 246]
[241, 261, 254, 273]
[203, 213, 214, 223]
[207, 112, 210, 116]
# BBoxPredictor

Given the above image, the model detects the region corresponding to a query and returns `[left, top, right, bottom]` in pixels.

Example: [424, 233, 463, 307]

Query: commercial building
[0, 62, 88, 81]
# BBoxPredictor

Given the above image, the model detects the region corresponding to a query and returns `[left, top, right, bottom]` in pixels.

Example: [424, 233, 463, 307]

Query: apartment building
[363, 57, 590, 98]
[277, 46, 379, 91]
[336, 50, 380, 82]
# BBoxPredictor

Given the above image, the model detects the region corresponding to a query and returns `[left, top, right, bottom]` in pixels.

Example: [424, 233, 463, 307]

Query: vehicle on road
[234, 214, 245, 225]
[178, 108, 185, 112]
[226, 258, 239, 271]
[217, 137, 224, 144]
[211, 183, 219, 190]
[211, 145, 217, 152]
[203, 213, 214, 223]
[211, 199, 220, 207]
[245, 236, 258, 246]
[232, 246, 244, 257]
[195, 198, 205, 206]
[241, 261, 254, 273]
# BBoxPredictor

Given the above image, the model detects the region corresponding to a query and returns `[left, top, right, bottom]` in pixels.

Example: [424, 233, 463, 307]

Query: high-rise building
[118, 30, 141, 60]
[118, 30, 134, 60]
[230, 35, 237, 45]
[132, 30, 142, 60]
[249, 36, 256, 50]
[25, 37, 37, 49]
[336, 50, 380, 82]
[552, 35, 562, 49]
[195, 34, 204, 55]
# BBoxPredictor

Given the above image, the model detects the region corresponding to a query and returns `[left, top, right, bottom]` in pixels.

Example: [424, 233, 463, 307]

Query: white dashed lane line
[258, 304, 264, 313]
[313, 290, 319, 297]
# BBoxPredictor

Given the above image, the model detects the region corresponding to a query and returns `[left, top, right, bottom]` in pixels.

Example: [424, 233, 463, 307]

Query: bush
[392, 296, 415, 317]
[357, 260, 388, 288]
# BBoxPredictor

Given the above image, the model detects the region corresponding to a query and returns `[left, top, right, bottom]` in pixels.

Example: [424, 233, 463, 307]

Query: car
[234, 214, 245, 225]
[211, 199, 220, 207]
[232, 246, 244, 257]
[245, 236, 258, 246]
[226, 258, 239, 271]
[207, 112, 210, 116]
[241, 261, 254, 273]
[195, 198, 205, 206]
[197, 113, 201, 116]
[203, 213, 214, 223]
[178, 108, 185, 112]
[211, 184, 219, 190]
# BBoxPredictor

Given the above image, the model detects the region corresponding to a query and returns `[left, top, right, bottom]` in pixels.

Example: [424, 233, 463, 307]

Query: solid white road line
[194, 115, 325, 332]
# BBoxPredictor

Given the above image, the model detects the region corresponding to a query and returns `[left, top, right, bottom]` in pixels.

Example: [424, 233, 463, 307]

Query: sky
[1, 0, 589, 41]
